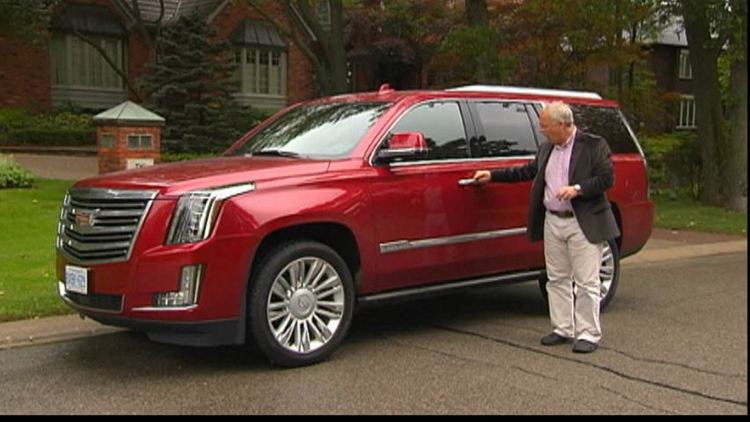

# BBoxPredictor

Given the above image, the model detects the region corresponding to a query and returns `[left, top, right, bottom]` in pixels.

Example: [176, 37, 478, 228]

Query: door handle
[458, 178, 480, 187]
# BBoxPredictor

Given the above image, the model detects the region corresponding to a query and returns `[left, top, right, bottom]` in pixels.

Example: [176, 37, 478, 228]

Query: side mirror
[377, 132, 428, 161]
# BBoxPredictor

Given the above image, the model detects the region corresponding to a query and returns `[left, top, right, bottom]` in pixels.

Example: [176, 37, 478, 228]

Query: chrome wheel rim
[266, 257, 345, 354]
[599, 242, 615, 299]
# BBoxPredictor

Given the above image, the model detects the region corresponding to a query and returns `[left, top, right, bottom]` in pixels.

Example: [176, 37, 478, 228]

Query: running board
[358, 269, 544, 308]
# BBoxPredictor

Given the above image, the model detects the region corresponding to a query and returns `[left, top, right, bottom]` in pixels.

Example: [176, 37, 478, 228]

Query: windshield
[228, 101, 391, 159]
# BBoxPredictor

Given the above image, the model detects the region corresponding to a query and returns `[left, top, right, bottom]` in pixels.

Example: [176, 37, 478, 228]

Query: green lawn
[0, 179, 73, 321]
[653, 191, 747, 236]
[0, 180, 746, 323]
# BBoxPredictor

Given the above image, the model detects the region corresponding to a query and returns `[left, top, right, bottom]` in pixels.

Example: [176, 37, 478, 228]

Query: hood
[73, 156, 331, 196]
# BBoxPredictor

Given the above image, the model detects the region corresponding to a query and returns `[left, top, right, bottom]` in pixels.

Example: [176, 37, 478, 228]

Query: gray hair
[543, 101, 575, 126]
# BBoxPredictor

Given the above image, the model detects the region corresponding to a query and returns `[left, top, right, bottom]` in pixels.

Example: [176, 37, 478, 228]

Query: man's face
[539, 111, 568, 145]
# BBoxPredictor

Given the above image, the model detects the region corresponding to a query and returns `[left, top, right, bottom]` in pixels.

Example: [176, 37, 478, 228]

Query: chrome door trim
[358, 269, 543, 305]
[380, 227, 527, 254]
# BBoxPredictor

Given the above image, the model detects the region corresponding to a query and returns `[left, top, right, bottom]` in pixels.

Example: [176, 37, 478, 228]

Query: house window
[51, 33, 124, 89]
[677, 96, 697, 129]
[100, 132, 116, 148]
[233, 47, 285, 96]
[678, 49, 692, 80]
[316, 0, 332, 32]
[127, 134, 153, 150]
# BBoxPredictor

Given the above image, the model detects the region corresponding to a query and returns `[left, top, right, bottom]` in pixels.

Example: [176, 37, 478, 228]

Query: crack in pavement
[425, 323, 748, 409]
[606, 348, 747, 380]
[599, 386, 677, 414]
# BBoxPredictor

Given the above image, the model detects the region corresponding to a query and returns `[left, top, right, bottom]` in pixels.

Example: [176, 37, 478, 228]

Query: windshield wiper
[247, 149, 302, 158]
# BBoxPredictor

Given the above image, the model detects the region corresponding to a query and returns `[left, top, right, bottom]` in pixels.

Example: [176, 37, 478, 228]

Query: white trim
[447, 85, 602, 100]
[676, 95, 697, 129]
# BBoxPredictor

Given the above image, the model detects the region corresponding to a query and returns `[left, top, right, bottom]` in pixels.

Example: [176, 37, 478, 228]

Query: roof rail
[446, 85, 602, 100]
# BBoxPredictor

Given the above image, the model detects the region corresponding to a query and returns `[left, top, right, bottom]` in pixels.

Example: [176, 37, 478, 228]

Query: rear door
[461, 100, 546, 275]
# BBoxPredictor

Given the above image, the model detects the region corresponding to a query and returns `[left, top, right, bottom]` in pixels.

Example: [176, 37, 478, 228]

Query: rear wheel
[538, 238, 620, 310]
[247, 240, 355, 367]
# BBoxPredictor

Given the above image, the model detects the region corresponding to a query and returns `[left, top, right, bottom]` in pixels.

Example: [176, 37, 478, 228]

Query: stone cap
[93, 101, 165, 127]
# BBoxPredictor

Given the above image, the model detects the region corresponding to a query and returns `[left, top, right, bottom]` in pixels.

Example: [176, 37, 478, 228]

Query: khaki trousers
[543, 212, 604, 344]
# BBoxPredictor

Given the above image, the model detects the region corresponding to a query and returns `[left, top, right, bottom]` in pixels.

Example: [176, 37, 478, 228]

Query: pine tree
[139, 12, 247, 153]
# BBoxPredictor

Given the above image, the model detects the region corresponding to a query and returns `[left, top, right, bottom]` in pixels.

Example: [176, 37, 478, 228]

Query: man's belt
[547, 209, 575, 218]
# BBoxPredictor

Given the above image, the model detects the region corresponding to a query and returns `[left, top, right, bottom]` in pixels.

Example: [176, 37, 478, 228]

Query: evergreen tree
[139, 12, 248, 153]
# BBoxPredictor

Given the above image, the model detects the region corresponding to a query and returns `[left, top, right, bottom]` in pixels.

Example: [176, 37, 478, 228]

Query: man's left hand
[556, 186, 580, 200]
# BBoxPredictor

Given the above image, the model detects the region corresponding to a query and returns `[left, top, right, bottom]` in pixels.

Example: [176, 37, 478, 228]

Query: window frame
[676, 95, 697, 129]
[371, 99, 480, 167]
[50, 32, 126, 91]
[232, 46, 287, 97]
[678, 48, 692, 80]
[467, 100, 541, 158]
[127, 133, 154, 150]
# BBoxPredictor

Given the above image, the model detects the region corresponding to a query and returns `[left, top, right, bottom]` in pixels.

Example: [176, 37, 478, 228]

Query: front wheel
[247, 241, 355, 367]
[538, 238, 620, 311]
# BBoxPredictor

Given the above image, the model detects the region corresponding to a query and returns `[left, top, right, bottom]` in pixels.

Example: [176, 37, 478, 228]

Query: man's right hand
[472, 170, 491, 184]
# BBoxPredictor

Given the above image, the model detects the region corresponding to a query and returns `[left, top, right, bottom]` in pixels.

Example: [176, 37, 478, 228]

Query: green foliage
[431, 26, 514, 87]
[0, 0, 59, 42]
[614, 64, 673, 135]
[0, 155, 34, 189]
[160, 151, 220, 163]
[0, 107, 94, 146]
[138, 12, 251, 154]
[641, 132, 702, 199]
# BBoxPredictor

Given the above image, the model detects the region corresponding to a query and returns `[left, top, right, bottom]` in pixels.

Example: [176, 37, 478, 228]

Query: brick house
[0, 0, 323, 112]
[641, 19, 697, 131]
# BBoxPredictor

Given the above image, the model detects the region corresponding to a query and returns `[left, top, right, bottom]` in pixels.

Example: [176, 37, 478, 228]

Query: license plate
[65, 265, 88, 295]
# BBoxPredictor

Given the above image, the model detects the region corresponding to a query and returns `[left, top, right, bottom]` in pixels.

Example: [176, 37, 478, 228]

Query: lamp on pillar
[92, 101, 165, 174]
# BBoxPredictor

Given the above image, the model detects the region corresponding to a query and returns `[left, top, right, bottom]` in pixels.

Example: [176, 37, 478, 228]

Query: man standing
[472, 101, 620, 353]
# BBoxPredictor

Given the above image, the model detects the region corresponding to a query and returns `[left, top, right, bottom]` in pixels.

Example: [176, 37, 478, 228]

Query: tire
[537, 238, 620, 311]
[247, 240, 355, 367]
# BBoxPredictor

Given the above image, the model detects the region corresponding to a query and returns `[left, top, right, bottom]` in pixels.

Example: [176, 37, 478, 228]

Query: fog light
[154, 265, 204, 307]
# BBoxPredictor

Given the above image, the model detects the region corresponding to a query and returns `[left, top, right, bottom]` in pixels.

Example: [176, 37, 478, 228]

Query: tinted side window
[391, 101, 469, 161]
[472, 102, 537, 157]
[568, 105, 639, 154]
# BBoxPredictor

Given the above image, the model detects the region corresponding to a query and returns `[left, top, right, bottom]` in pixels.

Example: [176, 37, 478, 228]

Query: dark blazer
[490, 129, 620, 244]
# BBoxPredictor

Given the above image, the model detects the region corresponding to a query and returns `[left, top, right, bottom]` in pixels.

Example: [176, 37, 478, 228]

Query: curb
[622, 240, 747, 267]
[0, 240, 746, 351]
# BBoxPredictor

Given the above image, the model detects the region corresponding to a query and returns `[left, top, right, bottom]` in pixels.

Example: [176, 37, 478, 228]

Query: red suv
[56, 85, 653, 366]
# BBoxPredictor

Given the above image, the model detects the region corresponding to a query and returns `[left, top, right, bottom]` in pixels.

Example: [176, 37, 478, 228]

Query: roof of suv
[316, 85, 620, 108]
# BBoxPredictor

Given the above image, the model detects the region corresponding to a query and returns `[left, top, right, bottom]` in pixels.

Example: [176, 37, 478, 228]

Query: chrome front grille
[56, 188, 158, 264]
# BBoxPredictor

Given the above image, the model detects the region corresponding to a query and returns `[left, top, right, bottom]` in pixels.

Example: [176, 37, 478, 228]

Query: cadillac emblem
[75, 210, 98, 227]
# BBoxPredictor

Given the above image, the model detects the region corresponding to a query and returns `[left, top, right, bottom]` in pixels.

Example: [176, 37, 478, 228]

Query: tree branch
[244, 0, 321, 68]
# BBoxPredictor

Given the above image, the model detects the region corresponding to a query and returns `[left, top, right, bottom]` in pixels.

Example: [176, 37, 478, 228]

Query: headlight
[166, 183, 256, 245]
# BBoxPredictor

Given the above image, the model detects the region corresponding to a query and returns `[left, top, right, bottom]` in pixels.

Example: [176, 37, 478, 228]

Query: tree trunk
[327, 0, 348, 94]
[466, 0, 488, 26]
[681, 6, 728, 207]
[727, 46, 748, 212]
[466, 0, 489, 83]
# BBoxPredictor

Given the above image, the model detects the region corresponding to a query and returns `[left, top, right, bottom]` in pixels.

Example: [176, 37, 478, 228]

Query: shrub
[0, 107, 94, 147]
[160, 152, 220, 163]
[0, 155, 34, 189]
[641, 131, 701, 199]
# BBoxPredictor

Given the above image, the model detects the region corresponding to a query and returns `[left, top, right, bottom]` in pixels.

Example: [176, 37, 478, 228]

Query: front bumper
[56, 232, 259, 347]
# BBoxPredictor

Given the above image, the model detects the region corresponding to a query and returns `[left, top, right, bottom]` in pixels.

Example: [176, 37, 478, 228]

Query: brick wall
[0, 35, 52, 111]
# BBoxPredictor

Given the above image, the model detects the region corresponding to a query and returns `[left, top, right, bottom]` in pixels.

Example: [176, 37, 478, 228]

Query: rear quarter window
[568, 104, 639, 154]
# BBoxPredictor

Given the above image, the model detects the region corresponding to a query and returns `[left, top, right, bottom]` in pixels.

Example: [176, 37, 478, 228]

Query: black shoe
[572, 339, 598, 353]
[540, 332, 572, 346]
